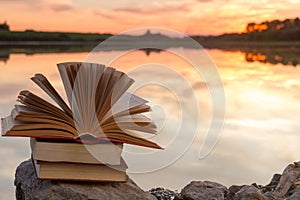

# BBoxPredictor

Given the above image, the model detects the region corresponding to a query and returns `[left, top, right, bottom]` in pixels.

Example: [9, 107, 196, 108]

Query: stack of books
[30, 138, 126, 181]
[1, 62, 161, 182]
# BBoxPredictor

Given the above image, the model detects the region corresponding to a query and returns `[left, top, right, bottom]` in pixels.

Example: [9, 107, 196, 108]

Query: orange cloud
[114, 2, 191, 14]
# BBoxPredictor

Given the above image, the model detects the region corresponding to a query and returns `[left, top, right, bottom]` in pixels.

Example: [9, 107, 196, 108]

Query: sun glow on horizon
[0, 0, 299, 35]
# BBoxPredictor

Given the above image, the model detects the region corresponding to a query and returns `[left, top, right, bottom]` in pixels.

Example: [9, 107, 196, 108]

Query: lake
[0, 46, 299, 199]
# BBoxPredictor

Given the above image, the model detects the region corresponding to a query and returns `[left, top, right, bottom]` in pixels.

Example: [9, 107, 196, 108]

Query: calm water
[0, 47, 300, 199]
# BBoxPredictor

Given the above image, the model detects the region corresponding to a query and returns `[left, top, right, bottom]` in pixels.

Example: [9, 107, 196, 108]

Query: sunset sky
[0, 0, 299, 35]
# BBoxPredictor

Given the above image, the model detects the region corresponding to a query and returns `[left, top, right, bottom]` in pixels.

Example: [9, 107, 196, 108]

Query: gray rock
[227, 185, 244, 200]
[149, 187, 182, 200]
[180, 181, 228, 200]
[272, 161, 300, 198]
[14, 160, 156, 200]
[267, 174, 282, 187]
[234, 185, 267, 200]
[287, 187, 300, 200]
[260, 174, 281, 195]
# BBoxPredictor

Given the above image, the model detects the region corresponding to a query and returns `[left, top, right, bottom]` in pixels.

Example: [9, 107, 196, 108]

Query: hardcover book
[31, 156, 128, 182]
[30, 138, 123, 165]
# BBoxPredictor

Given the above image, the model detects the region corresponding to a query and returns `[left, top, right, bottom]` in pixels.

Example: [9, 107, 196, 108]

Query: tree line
[246, 18, 300, 32]
[0, 30, 112, 42]
[193, 17, 300, 42]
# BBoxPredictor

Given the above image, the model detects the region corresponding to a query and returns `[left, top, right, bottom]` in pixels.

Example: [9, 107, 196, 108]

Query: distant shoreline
[1, 16, 299, 47]
[1, 40, 300, 47]
[1, 29, 300, 49]
[0, 41, 98, 46]
[1, 40, 299, 67]
[197, 40, 300, 49]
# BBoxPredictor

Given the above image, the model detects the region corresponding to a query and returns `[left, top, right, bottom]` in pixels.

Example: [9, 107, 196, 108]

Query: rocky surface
[149, 187, 182, 200]
[232, 185, 267, 200]
[15, 160, 300, 200]
[15, 160, 156, 200]
[272, 161, 300, 198]
[149, 161, 300, 200]
[181, 181, 228, 200]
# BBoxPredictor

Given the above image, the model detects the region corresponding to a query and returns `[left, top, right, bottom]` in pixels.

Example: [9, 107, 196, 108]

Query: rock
[287, 187, 300, 200]
[14, 159, 300, 200]
[15, 160, 156, 200]
[268, 174, 282, 187]
[180, 181, 228, 200]
[272, 161, 300, 198]
[261, 174, 281, 194]
[233, 185, 268, 200]
[226, 185, 244, 200]
[149, 187, 182, 200]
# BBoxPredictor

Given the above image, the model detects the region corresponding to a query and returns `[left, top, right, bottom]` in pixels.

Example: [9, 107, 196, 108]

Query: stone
[149, 187, 182, 200]
[15, 160, 156, 200]
[287, 187, 300, 200]
[233, 185, 268, 200]
[261, 174, 281, 194]
[226, 185, 244, 200]
[268, 174, 282, 187]
[180, 181, 228, 200]
[272, 161, 300, 198]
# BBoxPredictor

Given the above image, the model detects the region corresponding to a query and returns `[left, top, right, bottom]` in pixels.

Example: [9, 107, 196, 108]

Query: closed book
[31, 156, 128, 182]
[30, 138, 123, 165]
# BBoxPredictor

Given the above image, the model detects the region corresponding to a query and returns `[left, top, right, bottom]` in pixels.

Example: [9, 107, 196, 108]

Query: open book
[1, 62, 161, 149]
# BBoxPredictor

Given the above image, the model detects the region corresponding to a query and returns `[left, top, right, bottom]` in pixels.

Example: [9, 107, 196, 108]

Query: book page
[17, 90, 74, 125]
[31, 74, 72, 117]
[100, 92, 148, 124]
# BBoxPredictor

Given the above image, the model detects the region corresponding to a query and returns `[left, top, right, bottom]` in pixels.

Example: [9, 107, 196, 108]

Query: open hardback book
[1, 62, 161, 149]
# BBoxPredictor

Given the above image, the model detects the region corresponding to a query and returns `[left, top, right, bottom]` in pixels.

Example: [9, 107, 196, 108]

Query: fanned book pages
[1, 62, 161, 149]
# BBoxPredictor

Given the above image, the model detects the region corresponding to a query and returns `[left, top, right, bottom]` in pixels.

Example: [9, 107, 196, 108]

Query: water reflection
[0, 46, 300, 199]
[205, 45, 300, 67]
[1, 45, 300, 67]
[0, 54, 9, 64]
[0, 46, 164, 64]
[140, 48, 163, 56]
[244, 47, 300, 66]
[0, 45, 95, 64]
